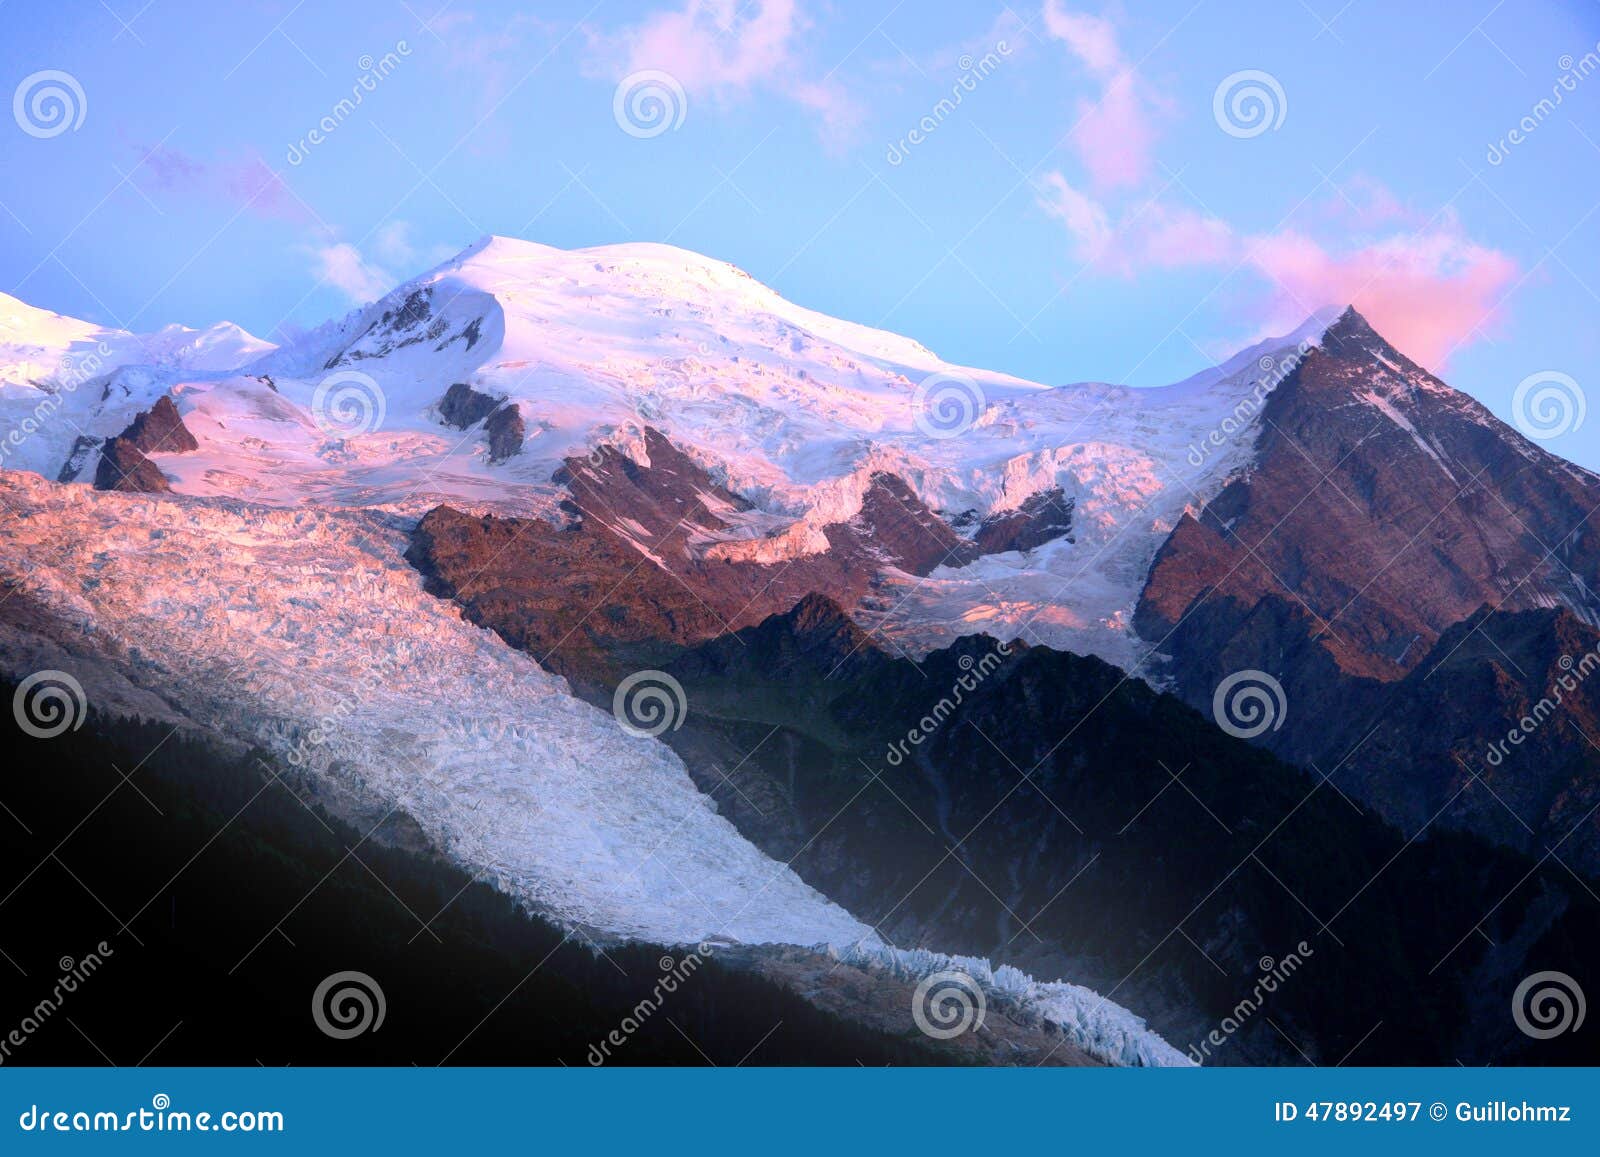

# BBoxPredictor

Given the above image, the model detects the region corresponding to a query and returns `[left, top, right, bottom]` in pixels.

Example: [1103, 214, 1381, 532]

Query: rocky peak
[89, 394, 199, 493]
[120, 394, 199, 454]
[1138, 308, 1600, 686]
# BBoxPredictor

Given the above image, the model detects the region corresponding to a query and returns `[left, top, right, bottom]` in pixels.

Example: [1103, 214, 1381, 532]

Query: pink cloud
[1244, 227, 1519, 369]
[1030, 12, 1516, 368]
[1035, 173, 1231, 273]
[135, 144, 310, 223]
[595, 0, 859, 146]
[1136, 201, 1236, 268]
[1071, 73, 1157, 191]
[621, 0, 798, 88]
[1322, 174, 1410, 228]
[1041, 3, 1160, 190]
[432, 9, 559, 149]
[1035, 167, 1518, 367]
[1040, 4, 1120, 76]
[218, 155, 307, 222]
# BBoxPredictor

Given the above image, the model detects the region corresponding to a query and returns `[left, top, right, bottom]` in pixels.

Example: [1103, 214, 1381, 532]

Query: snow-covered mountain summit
[1, 236, 1345, 665]
[0, 289, 271, 484]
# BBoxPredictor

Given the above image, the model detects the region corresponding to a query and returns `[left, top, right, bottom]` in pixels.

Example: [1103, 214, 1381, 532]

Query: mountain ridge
[2, 235, 1359, 669]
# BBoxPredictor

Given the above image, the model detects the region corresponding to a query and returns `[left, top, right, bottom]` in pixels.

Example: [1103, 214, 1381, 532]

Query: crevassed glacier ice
[0, 472, 1187, 1066]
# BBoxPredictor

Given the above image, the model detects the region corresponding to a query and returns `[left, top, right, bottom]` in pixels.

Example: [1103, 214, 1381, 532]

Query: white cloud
[311, 242, 396, 304]
[1035, 172, 1113, 261]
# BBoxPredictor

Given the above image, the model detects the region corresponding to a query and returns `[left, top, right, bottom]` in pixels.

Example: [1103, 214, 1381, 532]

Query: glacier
[0, 471, 1189, 1065]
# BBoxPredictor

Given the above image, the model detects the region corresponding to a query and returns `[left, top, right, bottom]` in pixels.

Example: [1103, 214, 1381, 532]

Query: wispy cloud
[308, 221, 457, 305]
[431, 8, 561, 150]
[1042, 2, 1162, 190]
[1037, 167, 1518, 369]
[1040, 5, 1120, 75]
[1243, 222, 1519, 369]
[1035, 172, 1230, 272]
[1030, 5, 1517, 369]
[1035, 171, 1113, 260]
[591, 0, 861, 147]
[135, 144, 310, 223]
[311, 242, 393, 303]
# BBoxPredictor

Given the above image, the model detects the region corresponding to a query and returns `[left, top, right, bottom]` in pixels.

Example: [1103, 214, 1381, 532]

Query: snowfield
[2, 236, 1338, 667]
[0, 289, 271, 483]
[0, 471, 1188, 1066]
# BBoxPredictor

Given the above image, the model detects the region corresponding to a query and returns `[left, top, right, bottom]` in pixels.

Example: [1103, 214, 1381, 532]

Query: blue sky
[4, 0, 1599, 462]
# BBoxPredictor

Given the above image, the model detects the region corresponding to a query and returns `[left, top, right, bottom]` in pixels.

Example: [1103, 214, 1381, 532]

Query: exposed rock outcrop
[1136, 308, 1600, 685]
[408, 428, 980, 683]
[118, 394, 199, 454]
[972, 486, 1075, 555]
[88, 394, 199, 493]
[484, 402, 524, 463]
[93, 436, 170, 492]
[438, 381, 503, 429]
